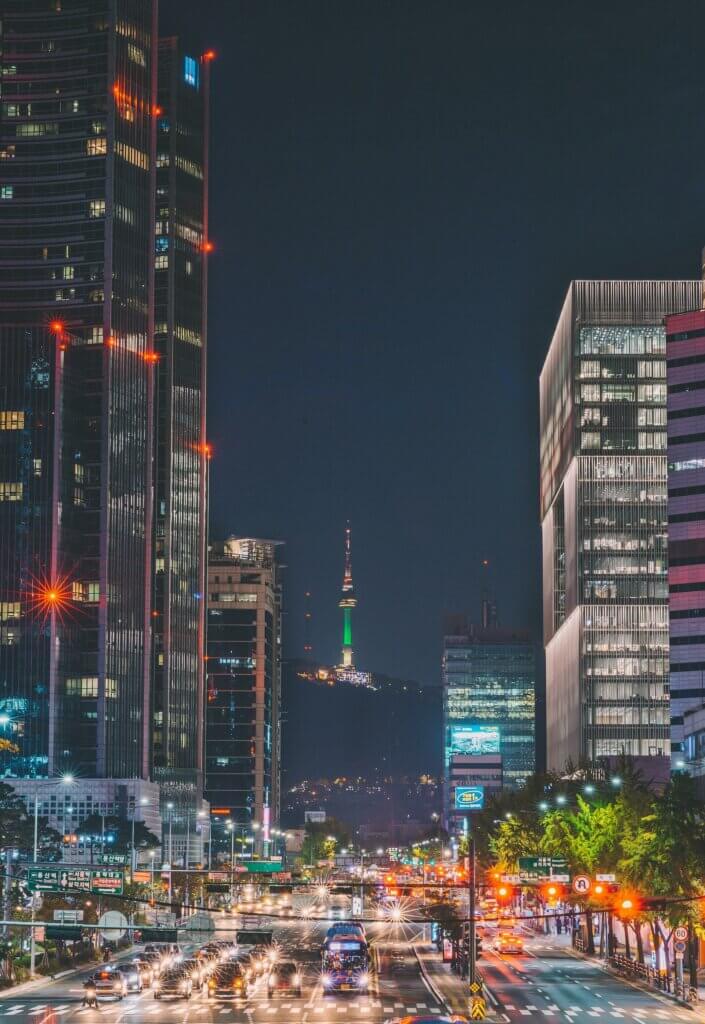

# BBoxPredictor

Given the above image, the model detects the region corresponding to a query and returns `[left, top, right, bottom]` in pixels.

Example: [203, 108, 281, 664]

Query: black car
[206, 962, 249, 1000]
[180, 957, 208, 990]
[153, 967, 193, 1000]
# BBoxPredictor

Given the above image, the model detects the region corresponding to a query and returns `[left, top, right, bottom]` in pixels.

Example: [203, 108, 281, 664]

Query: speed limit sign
[572, 874, 591, 895]
[674, 926, 688, 942]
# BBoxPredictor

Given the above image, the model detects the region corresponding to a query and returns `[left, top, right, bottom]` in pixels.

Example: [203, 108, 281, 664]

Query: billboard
[455, 786, 485, 811]
[450, 724, 500, 756]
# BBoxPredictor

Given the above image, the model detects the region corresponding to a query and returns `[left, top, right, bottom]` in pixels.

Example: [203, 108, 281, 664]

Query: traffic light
[615, 892, 641, 918]
[543, 883, 561, 906]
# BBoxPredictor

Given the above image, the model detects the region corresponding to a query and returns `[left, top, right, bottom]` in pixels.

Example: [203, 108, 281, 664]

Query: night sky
[165, 1, 705, 683]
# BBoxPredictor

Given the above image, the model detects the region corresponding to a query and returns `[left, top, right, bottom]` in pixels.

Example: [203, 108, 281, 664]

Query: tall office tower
[205, 537, 283, 856]
[540, 281, 700, 772]
[442, 618, 537, 830]
[0, 0, 158, 780]
[338, 522, 357, 668]
[151, 39, 211, 811]
[664, 305, 705, 764]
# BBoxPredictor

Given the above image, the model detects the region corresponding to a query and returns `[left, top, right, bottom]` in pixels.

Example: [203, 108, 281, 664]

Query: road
[481, 932, 698, 1022]
[0, 918, 445, 1024]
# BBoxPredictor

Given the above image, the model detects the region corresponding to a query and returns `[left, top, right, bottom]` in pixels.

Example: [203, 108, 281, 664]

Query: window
[0, 412, 24, 430]
[127, 42, 146, 67]
[116, 141, 148, 170]
[155, 254, 168, 270]
[184, 55, 199, 88]
[62, 266, 74, 280]
[156, 152, 170, 168]
[86, 137, 107, 156]
[16, 122, 58, 137]
[602, 384, 635, 402]
[581, 432, 601, 450]
[580, 384, 600, 402]
[1, 186, 13, 200]
[0, 483, 23, 501]
[579, 360, 600, 378]
[85, 582, 100, 603]
[0, 603, 20, 622]
[33, 459, 42, 477]
[638, 383, 666, 403]
[155, 236, 169, 253]
[88, 199, 105, 218]
[91, 120, 106, 135]
[66, 678, 99, 698]
[670, 458, 705, 472]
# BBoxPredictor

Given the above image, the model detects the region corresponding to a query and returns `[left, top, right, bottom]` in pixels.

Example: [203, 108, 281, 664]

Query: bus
[321, 931, 370, 993]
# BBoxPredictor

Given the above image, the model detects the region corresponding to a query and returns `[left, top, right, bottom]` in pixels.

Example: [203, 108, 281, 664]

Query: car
[494, 932, 525, 954]
[117, 962, 143, 993]
[153, 967, 193, 1000]
[91, 967, 128, 1001]
[141, 950, 165, 974]
[127, 957, 154, 988]
[206, 962, 249, 1000]
[248, 946, 271, 976]
[267, 959, 302, 998]
[180, 957, 209, 990]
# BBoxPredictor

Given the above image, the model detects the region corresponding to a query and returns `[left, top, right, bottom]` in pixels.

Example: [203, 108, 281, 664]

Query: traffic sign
[596, 873, 616, 882]
[99, 911, 128, 942]
[572, 874, 591, 895]
[46, 925, 82, 942]
[674, 926, 688, 942]
[675, 940, 687, 953]
[53, 910, 84, 923]
[470, 996, 486, 1019]
[26, 867, 123, 896]
[140, 927, 178, 943]
[469, 980, 482, 993]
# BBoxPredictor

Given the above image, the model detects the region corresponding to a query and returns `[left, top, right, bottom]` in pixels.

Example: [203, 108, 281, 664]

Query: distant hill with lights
[281, 658, 442, 785]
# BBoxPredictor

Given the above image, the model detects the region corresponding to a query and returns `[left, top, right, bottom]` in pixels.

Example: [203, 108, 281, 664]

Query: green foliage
[0, 783, 62, 858]
[301, 818, 350, 864]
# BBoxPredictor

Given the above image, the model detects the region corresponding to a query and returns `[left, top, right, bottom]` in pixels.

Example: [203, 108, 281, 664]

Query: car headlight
[322, 973, 332, 988]
[358, 973, 369, 987]
[269, 974, 277, 985]
[293, 974, 302, 986]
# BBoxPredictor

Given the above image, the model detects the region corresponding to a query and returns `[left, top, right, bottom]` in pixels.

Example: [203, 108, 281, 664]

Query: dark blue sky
[166, 0, 705, 683]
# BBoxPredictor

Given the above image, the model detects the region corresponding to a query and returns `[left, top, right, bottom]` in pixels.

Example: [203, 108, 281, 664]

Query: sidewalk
[0, 944, 135, 999]
[414, 943, 501, 1022]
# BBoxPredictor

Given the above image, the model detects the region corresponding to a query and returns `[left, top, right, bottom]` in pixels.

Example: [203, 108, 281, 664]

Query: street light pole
[468, 827, 476, 989]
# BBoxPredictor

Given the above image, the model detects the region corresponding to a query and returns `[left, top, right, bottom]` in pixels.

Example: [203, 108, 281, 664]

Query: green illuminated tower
[339, 522, 357, 668]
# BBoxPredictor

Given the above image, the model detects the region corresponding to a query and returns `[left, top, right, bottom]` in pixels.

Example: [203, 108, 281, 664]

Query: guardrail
[608, 953, 698, 1004]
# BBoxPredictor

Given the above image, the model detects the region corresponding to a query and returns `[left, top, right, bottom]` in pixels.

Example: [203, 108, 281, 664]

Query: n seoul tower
[338, 522, 357, 668]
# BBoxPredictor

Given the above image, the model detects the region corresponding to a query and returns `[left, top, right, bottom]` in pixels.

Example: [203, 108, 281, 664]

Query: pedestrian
[556, 916, 562, 934]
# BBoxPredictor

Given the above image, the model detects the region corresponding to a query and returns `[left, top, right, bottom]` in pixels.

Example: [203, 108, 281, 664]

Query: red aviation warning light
[28, 575, 74, 621]
[201, 240, 214, 253]
[49, 320, 64, 335]
[202, 50, 216, 61]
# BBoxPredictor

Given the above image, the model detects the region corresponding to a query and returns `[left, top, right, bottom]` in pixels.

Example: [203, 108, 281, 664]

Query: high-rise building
[339, 523, 357, 668]
[205, 537, 283, 856]
[151, 38, 211, 811]
[664, 305, 705, 764]
[442, 618, 537, 830]
[540, 281, 700, 772]
[0, 0, 158, 779]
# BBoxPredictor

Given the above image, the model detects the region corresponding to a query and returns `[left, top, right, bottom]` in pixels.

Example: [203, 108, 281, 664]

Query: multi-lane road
[0, 918, 445, 1024]
[0, 918, 698, 1023]
[482, 934, 697, 1023]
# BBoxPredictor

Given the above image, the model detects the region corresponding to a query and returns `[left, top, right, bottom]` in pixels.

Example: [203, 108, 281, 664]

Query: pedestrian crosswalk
[498, 1003, 693, 1019]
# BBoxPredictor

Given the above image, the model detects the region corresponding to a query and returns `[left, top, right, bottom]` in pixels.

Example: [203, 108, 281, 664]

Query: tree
[620, 773, 705, 984]
[301, 818, 350, 865]
[75, 814, 160, 859]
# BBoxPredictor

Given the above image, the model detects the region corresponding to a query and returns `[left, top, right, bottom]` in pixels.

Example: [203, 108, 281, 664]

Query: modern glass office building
[0, 0, 158, 779]
[205, 538, 283, 856]
[442, 623, 537, 826]
[540, 281, 700, 771]
[151, 37, 210, 808]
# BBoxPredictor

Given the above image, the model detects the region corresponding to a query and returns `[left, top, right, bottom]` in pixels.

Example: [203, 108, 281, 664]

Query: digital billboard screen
[455, 786, 485, 811]
[450, 724, 500, 756]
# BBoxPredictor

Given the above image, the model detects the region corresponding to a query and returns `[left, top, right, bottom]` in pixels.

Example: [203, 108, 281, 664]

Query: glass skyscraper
[151, 37, 210, 809]
[0, 0, 158, 779]
[540, 281, 700, 771]
[205, 538, 283, 856]
[443, 621, 537, 827]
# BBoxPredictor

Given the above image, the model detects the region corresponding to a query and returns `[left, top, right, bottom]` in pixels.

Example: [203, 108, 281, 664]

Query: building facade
[442, 621, 537, 828]
[205, 538, 283, 856]
[0, 0, 158, 779]
[540, 281, 700, 771]
[151, 37, 210, 811]
[665, 307, 705, 762]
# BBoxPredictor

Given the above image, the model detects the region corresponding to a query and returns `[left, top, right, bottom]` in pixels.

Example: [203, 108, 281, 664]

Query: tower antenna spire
[339, 521, 357, 668]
